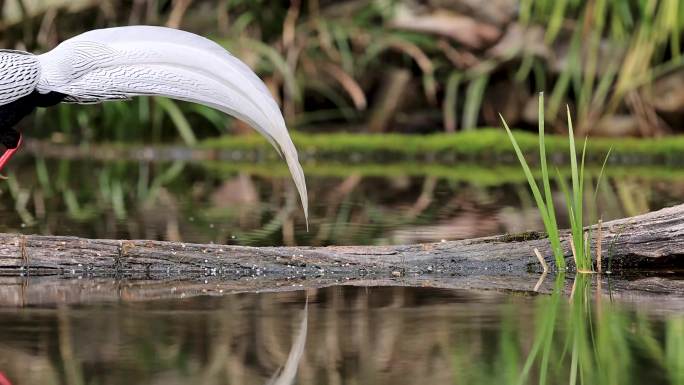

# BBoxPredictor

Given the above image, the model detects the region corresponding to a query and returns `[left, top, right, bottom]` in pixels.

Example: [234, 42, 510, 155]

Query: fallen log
[2, 203, 683, 274]
[0, 204, 681, 308]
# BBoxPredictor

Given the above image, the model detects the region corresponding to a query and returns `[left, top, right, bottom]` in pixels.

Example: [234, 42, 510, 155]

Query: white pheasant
[0, 25, 308, 223]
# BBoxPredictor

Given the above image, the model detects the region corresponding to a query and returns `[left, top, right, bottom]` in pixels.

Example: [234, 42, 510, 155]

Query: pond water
[1, 155, 682, 246]
[0, 154, 682, 385]
[0, 283, 680, 385]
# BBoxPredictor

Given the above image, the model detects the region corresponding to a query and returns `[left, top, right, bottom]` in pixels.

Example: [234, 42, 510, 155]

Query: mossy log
[0, 204, 682, 308]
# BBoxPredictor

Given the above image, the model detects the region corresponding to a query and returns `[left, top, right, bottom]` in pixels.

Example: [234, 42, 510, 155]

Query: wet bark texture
[0, 204, 682, 308]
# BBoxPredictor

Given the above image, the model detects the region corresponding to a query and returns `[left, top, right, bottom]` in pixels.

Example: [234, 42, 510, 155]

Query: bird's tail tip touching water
[284, 149, 309, 230]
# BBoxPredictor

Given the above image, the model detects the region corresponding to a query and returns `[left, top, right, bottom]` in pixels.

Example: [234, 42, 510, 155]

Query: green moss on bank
[200, 129, 684, 165]
[201, 161, 684, 186]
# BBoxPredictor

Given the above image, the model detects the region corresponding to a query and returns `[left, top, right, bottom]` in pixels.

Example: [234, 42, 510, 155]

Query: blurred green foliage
[2, 0, 684, 143]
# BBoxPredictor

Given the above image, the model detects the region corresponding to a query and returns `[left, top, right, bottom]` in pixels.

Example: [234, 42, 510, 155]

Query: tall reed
[502, 93, 564, 269]
[502, 92, 608, 271]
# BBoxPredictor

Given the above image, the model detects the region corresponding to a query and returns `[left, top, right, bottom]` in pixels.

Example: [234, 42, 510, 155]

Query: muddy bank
[0, 204, 682, 307]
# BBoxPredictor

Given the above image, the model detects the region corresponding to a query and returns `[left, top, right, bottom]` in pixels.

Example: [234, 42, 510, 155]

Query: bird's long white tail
[36, 26, 308, 224]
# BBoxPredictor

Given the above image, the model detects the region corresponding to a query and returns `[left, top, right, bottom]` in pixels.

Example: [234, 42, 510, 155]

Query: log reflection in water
[0, 286, 678, 385]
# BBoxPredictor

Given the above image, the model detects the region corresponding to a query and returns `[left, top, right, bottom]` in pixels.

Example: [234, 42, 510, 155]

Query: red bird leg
[0, 132, 23, 174]
[0, 372, 12, 385]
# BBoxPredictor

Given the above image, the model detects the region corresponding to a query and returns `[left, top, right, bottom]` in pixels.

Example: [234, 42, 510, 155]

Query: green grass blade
[577, 137, 589, 269]
[557, 168, 580, 266]
[538, 93, 563, 267]
[462, 75, 489, 131]
[501, 117, 549, 222]
[502, 115, 566, 268]
[155, 98, 197, 146]
[567, 106, 579, 209]
[567, 106, 586, 269]
[593, 147, 613, 205]
[443, 70, 462, 132]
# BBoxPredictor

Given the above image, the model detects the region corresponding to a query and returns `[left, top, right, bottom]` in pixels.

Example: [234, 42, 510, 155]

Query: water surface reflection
[1, 157, 681, 246]
[0, 283, 679, 385]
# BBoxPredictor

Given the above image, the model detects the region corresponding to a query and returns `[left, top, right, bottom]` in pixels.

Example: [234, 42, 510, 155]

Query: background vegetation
[3, 0, 684, 247]
[2, 0, 684, 144]
[0, 5, 681, 385]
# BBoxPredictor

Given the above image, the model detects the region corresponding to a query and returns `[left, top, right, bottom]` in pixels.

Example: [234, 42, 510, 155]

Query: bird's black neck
[0, 91, 66, 149]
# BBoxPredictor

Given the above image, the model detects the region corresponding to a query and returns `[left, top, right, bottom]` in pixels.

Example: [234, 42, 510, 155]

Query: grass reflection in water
[1, 155, 681, 247]
[0, 280, 678, 385]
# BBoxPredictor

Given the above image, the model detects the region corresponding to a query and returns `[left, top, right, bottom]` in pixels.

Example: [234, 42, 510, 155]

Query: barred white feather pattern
[36, 26, 308, 224]
[0, 51, 41, 106]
